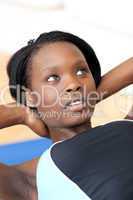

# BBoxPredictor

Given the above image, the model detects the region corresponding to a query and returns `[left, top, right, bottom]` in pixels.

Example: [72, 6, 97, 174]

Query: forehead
[31, 41, 87, 70]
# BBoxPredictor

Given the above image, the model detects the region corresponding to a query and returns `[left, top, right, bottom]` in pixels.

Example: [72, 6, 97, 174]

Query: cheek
[85, 76, 97, 108]
[36, 88, 60, 127]
[39, 86, 59, 108]
[89, 73, 97, 90]
[85, 74, 96, 93]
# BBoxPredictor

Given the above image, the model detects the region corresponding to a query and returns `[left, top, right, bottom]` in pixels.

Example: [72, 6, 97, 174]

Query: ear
[25, 88, 38, 108]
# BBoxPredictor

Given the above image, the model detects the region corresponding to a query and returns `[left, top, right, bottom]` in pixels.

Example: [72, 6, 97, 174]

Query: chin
[62, 108, 93, 127]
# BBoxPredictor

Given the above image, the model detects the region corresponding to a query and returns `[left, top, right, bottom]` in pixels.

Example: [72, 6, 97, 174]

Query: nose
[65, 76, 82, 93]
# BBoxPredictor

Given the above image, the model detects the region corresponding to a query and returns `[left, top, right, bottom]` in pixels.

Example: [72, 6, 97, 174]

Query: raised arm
[0, 102, 49, 136]
[0, 102, 26, 129]
[97, 57, 133, 101]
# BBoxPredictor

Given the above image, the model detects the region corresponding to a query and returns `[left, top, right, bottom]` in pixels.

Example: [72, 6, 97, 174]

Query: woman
[0, 31, 133, 200]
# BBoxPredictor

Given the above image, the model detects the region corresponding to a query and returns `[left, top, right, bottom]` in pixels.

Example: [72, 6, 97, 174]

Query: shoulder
[102, 119, 133, 129]
[98, 119, 133, 138]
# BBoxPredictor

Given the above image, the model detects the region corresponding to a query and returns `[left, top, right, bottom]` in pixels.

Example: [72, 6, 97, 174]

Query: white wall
[0, 0, 132, 93]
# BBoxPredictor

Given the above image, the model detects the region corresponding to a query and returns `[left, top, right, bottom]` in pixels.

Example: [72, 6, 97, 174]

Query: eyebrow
[41, 59, 88, 71]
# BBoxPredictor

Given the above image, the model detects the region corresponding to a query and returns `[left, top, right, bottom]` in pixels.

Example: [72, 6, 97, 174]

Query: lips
[65, 97, 84, 107]
[63, 97, 86, 112]
[67, 102, 85, 112]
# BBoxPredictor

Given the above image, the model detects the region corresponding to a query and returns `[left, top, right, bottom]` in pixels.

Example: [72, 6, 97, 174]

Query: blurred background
[0, 0, 132, 164]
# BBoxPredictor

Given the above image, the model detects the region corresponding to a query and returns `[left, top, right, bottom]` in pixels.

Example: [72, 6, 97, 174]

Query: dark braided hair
[7, 30, 101, 107]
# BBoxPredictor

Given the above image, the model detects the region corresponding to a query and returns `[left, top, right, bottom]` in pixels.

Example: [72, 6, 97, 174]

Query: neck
[49, 120, 92, 143]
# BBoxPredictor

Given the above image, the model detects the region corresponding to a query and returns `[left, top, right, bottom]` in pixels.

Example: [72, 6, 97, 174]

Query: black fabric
[51, 121, 133, 200]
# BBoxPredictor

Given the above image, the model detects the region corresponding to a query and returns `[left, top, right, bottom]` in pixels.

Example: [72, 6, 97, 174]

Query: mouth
[64, 97, 86, 112]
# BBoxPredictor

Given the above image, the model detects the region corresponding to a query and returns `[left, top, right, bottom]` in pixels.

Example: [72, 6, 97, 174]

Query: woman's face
[29, 41, 97, 129]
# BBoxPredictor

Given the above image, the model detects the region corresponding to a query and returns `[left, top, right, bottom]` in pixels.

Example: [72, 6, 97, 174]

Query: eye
[76, 67, 89, 76]
[47, 75, 60, 82]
